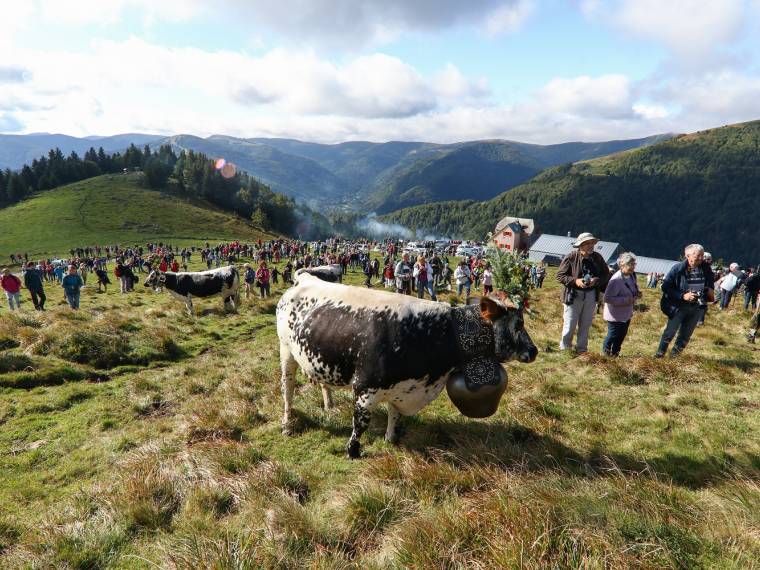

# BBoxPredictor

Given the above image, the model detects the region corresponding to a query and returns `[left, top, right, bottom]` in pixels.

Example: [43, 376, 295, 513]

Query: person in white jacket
[454, 260, 472, 297]
[716, 263, 742, 310]
[413, 255, 436, 301]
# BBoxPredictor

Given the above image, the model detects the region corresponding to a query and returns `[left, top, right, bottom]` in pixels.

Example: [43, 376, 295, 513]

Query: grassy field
[0, 257, 758, 569]
[0, 174, 273, 261]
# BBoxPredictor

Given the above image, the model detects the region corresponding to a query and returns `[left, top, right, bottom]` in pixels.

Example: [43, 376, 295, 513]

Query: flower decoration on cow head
[486, 233, 533, 311]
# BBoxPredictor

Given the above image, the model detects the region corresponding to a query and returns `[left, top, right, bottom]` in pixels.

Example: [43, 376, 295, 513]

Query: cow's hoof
[347, 440, 361, 459]
[281, 422, 295, 436]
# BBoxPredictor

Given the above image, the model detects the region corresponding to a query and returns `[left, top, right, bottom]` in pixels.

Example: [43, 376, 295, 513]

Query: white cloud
[537, 74, 634, 119]
[583, 0, 748, 63]
[484, 0, 534, 35]
[1, 0, 533, 50]
[221, 0, 533, 47]
[432, 64, 491, 101]
[0, 38, 493, 136]
[653, 71, 760, 119]
[35, 0, 203, 26]
[633, 103, 670, 120]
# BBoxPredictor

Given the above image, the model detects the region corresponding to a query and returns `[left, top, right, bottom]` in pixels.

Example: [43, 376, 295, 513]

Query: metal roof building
[631, 256, 679, 276]
[528, 234, 621, 266]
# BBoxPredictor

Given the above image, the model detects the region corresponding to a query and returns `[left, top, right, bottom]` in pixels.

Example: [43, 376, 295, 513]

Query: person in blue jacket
[656, 244, 714, 357]
[61, 264, 84, 310]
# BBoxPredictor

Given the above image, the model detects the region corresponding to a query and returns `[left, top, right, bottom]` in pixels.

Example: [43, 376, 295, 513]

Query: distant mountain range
[0, 131, 672, 212]
[0, 133, 164, 168]
[381, 120, 760, 265]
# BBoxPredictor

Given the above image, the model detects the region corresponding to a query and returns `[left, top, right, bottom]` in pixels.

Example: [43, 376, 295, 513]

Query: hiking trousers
[5, 291, 21, 310]
[560, 289, 597, 352]
[29, 288, 46, 310]
[657, 304, 701, 356]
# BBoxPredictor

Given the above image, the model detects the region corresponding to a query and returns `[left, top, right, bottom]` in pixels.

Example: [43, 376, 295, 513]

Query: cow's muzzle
[518, 343, 538, 363]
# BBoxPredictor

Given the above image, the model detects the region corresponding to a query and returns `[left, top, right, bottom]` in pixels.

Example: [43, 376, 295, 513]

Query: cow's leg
[385, 403, 401, 444]
[280, 344, 298, 435]
[321, 384, 334, 410]
[185, 296, 194, 316]
[347, 389, 377, 459]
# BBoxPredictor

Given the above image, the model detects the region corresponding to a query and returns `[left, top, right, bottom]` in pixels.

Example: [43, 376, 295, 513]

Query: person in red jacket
[170, 259, 180, 272]
[159, 258, 168, 273]
[1, 268, 22, 310]
[255, 261, 271, 299]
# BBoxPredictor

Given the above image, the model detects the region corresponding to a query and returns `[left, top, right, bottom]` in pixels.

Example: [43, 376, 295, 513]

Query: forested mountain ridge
[0, 133, 162, 168]
[0, 143, 332, 241]
[1, 132, 669, 210]
[381, 120, 760, 264]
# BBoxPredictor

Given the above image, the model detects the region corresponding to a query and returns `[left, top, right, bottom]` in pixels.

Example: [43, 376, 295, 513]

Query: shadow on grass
[283, 400, 759, 489]
[394, 417, 760, 489]
[714, 357, 759, 373]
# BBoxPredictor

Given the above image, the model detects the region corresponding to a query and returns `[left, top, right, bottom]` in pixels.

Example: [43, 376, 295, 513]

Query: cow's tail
[230, 267, 242, 307]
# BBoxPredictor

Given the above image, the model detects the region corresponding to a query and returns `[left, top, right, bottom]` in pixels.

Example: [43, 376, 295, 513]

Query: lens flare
[220, 162, 236, 178]
[215, 158, 226, 170]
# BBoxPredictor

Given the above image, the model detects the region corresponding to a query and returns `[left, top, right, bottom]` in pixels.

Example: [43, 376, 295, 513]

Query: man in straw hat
[556, 232, 611, 353]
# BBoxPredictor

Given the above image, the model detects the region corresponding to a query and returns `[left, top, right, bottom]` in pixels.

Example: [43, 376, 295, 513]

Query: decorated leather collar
[451, 305, 496, 364]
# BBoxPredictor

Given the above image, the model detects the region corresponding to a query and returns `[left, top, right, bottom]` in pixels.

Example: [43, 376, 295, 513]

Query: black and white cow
[295, 263, 343, 283]
[144, 266, 240, 315]
[276, 272, 537, 458]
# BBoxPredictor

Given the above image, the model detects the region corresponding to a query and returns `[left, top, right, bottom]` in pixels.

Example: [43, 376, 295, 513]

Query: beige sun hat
[572, 232, 599, 248]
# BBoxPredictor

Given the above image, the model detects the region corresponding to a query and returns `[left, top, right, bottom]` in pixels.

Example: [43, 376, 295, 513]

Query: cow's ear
[480, 296, 506, 322]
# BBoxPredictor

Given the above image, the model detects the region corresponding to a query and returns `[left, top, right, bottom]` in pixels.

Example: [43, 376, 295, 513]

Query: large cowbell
[446, 356, 507, 418]
[446, 305, 508, 418]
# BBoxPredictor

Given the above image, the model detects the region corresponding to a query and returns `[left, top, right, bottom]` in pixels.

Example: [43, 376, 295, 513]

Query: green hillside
[364, 141, 542, 214]
[0, 173, 273, 259]
[382, 120, 760, 265]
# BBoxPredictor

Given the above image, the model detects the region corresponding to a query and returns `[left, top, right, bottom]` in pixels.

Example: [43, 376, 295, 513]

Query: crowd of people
[556, 233, 760, 356]
[2, 235, 758, 351]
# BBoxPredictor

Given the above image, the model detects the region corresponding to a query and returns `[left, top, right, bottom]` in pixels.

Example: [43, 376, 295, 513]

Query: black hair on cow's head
[481, 292, 537, 364]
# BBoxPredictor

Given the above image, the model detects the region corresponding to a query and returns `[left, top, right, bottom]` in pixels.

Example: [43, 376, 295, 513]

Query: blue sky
[1, 0, 759, 143]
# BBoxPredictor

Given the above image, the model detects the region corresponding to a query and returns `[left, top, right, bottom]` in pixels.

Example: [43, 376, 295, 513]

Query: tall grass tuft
[161, 531, 265, 569]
